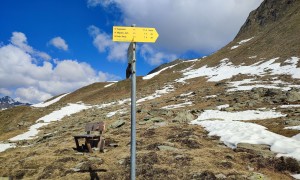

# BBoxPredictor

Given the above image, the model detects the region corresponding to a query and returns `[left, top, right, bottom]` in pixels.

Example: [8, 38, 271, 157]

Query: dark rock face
[237, 0, 297, 36]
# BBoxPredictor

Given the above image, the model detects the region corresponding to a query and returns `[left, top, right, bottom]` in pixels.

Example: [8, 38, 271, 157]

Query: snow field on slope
[32, 93, 70, 107]
[191, 109, 300, 161]
[176, 57, 300, 84]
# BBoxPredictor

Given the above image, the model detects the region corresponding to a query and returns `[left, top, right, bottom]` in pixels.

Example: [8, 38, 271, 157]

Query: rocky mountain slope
[0, 0, 300, 179]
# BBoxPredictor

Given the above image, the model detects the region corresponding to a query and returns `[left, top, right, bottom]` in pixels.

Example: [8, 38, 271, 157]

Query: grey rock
[248, 172, 267, 180]
[148, 109, 173, 117]
[287, 89, 300, 102]
[110, 120, 125, 128]
[236, 143, 275, 158]
[284, 119, 300, 126]
[88, 157, 104, 164]
[71, 162, 91, 172]
[157, 145, 179, 152]
[173, 110, 195, 123]
[149, 117, 165, 123]
[215, 173, 227, 179]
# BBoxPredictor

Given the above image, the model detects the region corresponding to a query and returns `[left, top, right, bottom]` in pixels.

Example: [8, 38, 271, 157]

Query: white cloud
[88, 25, 128, 62]
[0, 32, 120, 103]
[140, 44, 177, 66]
[10, 32, 51, 60]
[49, 37, 68, 51]
[0, 88, 12, 96]
[15, 87, 52, 103]
[91, 0, 263, 54]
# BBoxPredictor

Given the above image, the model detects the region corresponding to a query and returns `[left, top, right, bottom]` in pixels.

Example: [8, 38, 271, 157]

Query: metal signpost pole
[112, 24, 158, 180]
[130, 25, 137, 180]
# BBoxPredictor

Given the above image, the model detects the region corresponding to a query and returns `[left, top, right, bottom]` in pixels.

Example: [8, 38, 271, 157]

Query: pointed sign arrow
[113, 26, 159, 43]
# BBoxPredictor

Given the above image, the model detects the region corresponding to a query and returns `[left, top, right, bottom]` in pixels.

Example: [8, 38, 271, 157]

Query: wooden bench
[73, 122, 105, 153]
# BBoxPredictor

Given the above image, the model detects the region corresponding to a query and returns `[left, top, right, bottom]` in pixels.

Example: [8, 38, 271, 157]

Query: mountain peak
[0, 96, 30, 109]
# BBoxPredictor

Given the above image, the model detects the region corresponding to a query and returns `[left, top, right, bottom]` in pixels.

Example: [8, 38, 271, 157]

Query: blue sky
[0, 0, 263, 103]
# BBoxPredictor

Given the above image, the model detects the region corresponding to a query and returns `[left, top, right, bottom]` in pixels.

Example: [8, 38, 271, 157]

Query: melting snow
[137, 84, 174, 103]
[32, 93, 69, 108]
[231, 37, 254, 50]
[176, 57, 300, 84]
[227, 79, 300, 92]
[217, 104, 229, 110]
[143, 64, 177, 80]
[107, 108, 127, 117]
[0, 143, 16, 152]
[280, 104, 300, 108]
[9, 103, 92, 142]
[284, 126, 300, 131]
[104, 83, 115, 88]
[191, 120, 300, 161]
[161, 102, 192, 109]
[196, 109, 285, 121]
[292, 174, 300, 180]
[191, 108, 300, 161]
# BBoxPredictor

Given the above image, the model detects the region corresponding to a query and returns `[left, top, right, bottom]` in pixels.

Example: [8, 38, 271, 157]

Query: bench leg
[74, 137, 80, 151]
[85, 138, 93, 153]
[97, 136, 105, 153]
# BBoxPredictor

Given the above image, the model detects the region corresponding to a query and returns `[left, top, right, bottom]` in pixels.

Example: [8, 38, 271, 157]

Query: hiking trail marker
[113, 26, 159, 43]
[112, 25, 159, 180]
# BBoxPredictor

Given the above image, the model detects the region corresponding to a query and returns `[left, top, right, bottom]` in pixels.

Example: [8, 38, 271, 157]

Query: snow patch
[284, 126, 300, 131]
[176, 57, 300, 83]
[280, 104, 300, 108]
[231, 37, 254, 50]
[10, 103, 91, 141]
[32, 93, 69, 107]
[191, 120, 300, 161]
[143, 64, 177, 80]
[107, 108, 127, 117]
[292, 174, 300, 180]
[161, 102, 192, 109]
[0, 143, 16, 152]
[137, 84, 174, 103]
[196, 109, 285, 121]
[104, 83, 115, 88]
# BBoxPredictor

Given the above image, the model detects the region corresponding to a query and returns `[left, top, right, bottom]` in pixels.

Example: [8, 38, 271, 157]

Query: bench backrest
[85, 122, 105, 134]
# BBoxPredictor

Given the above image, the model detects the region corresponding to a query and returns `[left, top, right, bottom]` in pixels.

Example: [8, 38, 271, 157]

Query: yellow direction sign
[113, 26, 159, 43]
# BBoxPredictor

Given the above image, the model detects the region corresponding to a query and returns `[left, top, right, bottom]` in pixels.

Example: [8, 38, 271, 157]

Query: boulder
[149, 117, 165, 123]
[236, 143, 275, 158]
[157, 145, 179, 152]
[110, 120, 125, 128]
[173, 110, 195, 123]
[148, 109, 173, 117]
[287, 89, 300, 102]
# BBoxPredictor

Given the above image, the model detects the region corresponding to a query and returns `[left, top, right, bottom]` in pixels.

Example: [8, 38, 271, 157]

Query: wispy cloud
[49, 36, 69, 51]
[140, 44, 177, 66]
[88, 25, 128, 62]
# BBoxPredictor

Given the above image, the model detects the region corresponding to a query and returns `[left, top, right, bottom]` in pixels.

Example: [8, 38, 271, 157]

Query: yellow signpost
[113, 25, 159, 180]
[113, 26, 159, 43]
